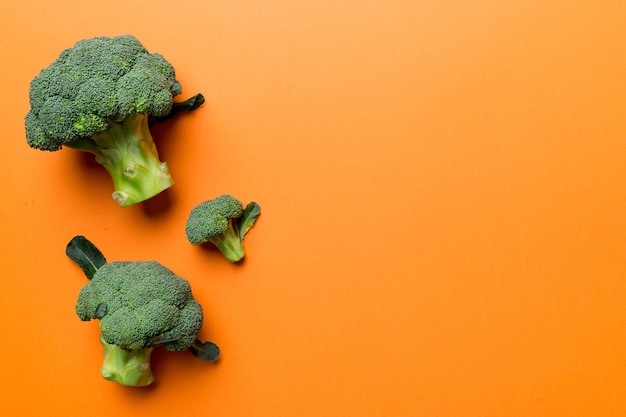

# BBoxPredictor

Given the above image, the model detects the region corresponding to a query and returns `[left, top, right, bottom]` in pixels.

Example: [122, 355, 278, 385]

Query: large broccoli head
[24, 35, 204, 207]
[68, 236, 219, 387]
[76, 260, 202, 351]
[26, 35, 178, 151]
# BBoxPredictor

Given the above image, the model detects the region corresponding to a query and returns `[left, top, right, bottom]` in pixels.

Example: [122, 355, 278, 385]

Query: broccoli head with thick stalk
[67, 236, 219, 387]
[25, 35, 204, 207]
[185, 194, 261, 262]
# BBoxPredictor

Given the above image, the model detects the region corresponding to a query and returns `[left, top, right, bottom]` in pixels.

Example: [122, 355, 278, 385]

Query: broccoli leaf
[189, 339, 220, 362]
[66, 235, 107, 280]
[237, 202, 261, 240]
[95, 303, 107, 319]
[150, 93, 205, 125]
[146, 329, 183, 347]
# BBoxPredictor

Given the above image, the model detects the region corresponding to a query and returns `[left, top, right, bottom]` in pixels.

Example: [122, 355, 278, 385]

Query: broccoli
[67, 236, 219, 387]
[185, 195, 261, 262]
[25, 35, 205, 207]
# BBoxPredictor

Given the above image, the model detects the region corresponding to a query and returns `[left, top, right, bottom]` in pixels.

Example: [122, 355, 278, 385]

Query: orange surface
[2, 0, 626, 415]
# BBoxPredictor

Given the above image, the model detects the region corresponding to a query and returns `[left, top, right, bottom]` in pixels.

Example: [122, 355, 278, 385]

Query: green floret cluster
[25, 35, 203, 207]
[186, 194, 261, 262]
[67, 236, 220, 388]
[74, 260, 207, 387]
[186, 194, 243, 244]
[76, 261, 202, 352]
[26, 36, 176, 150]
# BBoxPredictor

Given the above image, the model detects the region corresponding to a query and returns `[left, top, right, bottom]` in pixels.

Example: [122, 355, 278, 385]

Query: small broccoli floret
[68, 236, 220, 387]
[185, 194, 261, 262]
[25, 35, 204, 207]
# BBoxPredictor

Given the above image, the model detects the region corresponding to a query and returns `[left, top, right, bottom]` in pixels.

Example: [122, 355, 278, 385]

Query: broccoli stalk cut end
[67, 113, 174, 207]
[100, 336, 155, 387]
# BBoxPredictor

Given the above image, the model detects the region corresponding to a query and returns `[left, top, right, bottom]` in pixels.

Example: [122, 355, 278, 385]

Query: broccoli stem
[209, 219, 245, 262]
[100, 336, 155, 387]
[74, 113, 174, 207]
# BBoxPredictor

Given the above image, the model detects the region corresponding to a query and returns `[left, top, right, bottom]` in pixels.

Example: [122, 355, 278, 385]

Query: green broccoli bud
[185, 195, 261, 262]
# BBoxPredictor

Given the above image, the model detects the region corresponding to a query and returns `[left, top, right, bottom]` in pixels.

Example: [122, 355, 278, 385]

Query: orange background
[2, 0, 626, 415]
